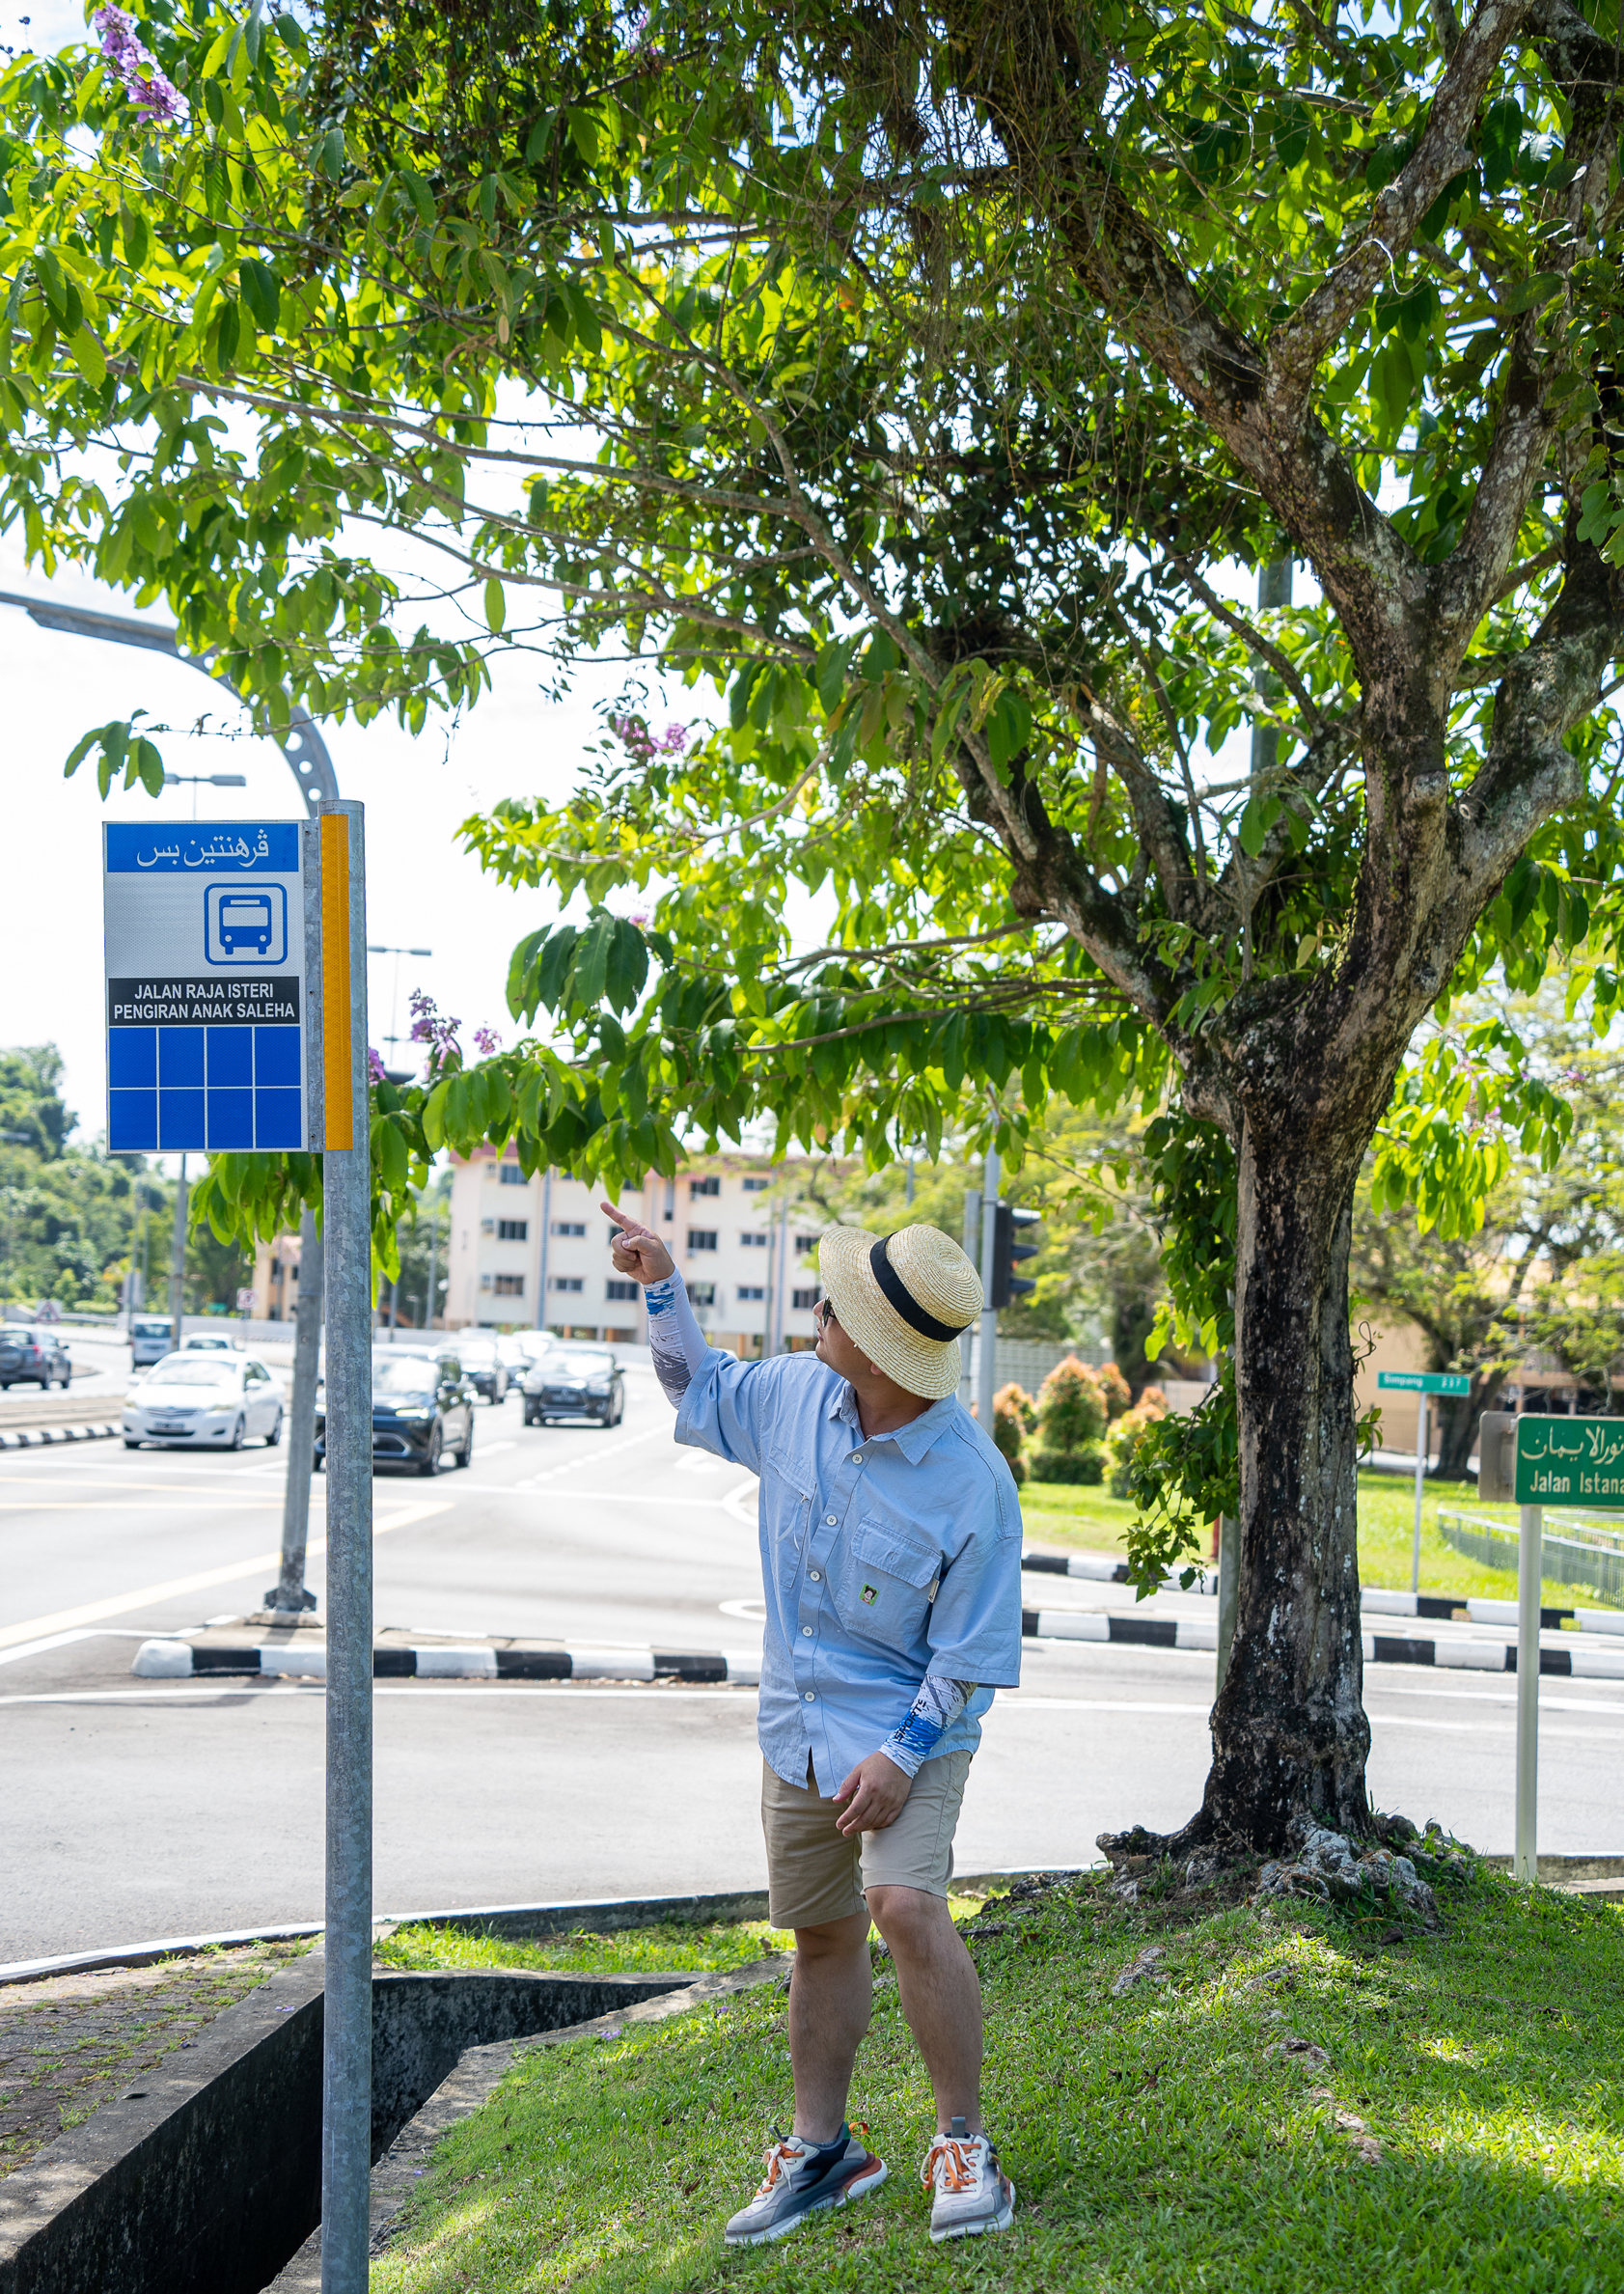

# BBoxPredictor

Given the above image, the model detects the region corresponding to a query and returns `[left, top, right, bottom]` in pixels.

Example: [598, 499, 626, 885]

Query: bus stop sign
[103, 821, 309, 1153]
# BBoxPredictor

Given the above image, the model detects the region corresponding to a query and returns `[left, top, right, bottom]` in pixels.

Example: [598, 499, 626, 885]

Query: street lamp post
[366, 943, 432, 1064]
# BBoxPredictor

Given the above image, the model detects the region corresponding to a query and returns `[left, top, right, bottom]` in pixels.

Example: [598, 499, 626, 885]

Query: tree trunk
[1172, 1121, 1371, 1855]
[1437, 1375, 1503, 1481]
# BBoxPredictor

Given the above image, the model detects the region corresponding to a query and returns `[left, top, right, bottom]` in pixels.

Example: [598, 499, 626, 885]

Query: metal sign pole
[1411, 1390, 1428, 1594]
[976, 1147, 1000, 1430]
[1515, 1501, 1542, 1885]
[318, 800, 372, 2294]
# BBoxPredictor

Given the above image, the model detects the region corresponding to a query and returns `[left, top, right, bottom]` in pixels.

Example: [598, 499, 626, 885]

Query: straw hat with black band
[815, 1223, 984, 1402]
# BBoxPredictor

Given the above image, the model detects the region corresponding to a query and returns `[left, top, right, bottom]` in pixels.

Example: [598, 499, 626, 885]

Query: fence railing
[1438, 1509, 1624, 1607]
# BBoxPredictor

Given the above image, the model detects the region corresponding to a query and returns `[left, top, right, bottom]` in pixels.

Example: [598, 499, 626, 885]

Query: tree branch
[1271, 0, 1533, 390]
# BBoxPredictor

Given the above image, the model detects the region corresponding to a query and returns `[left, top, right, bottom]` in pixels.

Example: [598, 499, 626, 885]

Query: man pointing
[602, 1200, 1023, 2246]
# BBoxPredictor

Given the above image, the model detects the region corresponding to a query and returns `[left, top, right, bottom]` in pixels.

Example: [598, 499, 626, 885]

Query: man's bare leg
[866, 1885, 983, 2133]
[788, 1909, 873, 2142]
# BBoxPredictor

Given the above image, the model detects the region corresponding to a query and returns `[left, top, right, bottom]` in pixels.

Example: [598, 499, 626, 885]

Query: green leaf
[1503, 272, 1563, 316]
[238, 258, 281, 331]
[482, 576, 506, 633]
[319, 127, 347, 183]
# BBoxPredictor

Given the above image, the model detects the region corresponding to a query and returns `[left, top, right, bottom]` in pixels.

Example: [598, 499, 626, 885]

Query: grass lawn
[1022, 1473, 1603, 1612]
[371, 1871, 1624, 2294]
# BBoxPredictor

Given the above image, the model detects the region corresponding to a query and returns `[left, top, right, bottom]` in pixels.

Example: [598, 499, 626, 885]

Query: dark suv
[0, 1325, 71, 1390]
[454, 1334, 509, 1405]
[315, 1348, 476, 1475]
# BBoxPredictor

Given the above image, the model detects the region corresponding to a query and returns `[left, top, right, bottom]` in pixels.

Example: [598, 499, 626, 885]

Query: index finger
[600, 1201, 637, 1231]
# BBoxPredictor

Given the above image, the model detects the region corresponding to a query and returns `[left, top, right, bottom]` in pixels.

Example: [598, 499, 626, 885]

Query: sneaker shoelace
[922, 2134, 980, 2194]
[755, 2128, 816, 2197]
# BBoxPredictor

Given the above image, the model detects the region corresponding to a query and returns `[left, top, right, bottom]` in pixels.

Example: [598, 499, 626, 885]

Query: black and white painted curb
[1022, 1551, 1217, 1595]
[0, 1421, 121, 1451]
[132, 1638, 761, 1685]
[1020, 1607, 1624, 1677]
[1021, 1549, 1624, 1636]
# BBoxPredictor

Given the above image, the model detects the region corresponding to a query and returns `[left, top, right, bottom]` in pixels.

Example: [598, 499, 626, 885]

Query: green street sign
[1377, 1370, 1472, 1396]
[1515, 1414, 1624, 1508]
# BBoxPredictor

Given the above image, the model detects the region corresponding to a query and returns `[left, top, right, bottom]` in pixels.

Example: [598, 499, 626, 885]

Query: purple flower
[473, 1026, 502, 1057]
[368, 1047, 388, 1085]
[94, 6, 189, 126]
[408, 988, 463, 1074]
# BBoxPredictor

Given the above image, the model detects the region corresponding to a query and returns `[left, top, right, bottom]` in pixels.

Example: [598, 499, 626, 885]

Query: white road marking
[0, 1682, 757, 1707]
[0, 1500, 452, 1651]
[723, 1479, 759, 1524]
[0, 1627, 153, 1670]
[720, 1598, 767, 1621]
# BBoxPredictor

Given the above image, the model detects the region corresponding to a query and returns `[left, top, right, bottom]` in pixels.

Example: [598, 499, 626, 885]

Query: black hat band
[868, 1236, 974, 1344]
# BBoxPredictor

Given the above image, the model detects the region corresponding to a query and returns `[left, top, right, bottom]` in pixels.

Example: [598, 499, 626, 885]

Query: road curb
[0, 1422, 120, 1450]
[130, 1638, 762, 1685]
[1021, 1551, 1624, 1634]
[1020, 1608, 1624, 1676]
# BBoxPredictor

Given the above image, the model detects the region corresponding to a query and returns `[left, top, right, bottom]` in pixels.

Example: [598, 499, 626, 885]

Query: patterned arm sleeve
[644, 1271, 713, 1408]
[878, 1675, 977, 1779]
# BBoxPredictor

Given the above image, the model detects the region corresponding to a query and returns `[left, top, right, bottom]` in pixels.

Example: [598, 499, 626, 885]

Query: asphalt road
[4, 1367, 1623, 1964]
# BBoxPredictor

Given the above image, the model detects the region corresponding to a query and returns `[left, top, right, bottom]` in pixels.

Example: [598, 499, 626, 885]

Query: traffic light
[991, 1203, 1040, 1309]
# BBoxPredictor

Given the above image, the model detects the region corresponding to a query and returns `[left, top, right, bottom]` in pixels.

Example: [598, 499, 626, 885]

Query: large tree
[3, 0, 1621, 1849]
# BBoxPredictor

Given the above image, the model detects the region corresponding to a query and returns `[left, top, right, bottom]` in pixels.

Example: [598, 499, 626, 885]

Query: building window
[795, 1234, 818, 1253]
[740, 1231, 768, 1248]
[606, 1280, 640, 1302]
[549, 1275, 584, 1293]
[551, 1220, 586, 1237]
[479, 1273, 492, 1290]
[689, 1175, 720, 1197]
[792, 1287, 820, 1311]
[688, 1283, 716, 1307]
[498, 1163, 527, 1187]
[737, 1285, 764, 1302]
[493, 1273, 525, 1297]
[688, 1230, 718, 1252]
[497, 1219, 528, 1242]
[742, 1176, 769, 1192]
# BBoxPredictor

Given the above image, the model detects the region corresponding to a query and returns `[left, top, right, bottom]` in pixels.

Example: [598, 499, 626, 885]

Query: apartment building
[443, 1147, 833, 1357]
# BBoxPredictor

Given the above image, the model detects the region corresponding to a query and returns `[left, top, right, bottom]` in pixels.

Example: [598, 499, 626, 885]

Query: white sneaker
[724, 2124, 888, 2246]
[921, 2118, 1014, 2241]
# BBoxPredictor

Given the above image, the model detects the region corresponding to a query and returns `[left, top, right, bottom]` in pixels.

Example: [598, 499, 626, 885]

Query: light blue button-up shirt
[676, 1349, 1024, 1794]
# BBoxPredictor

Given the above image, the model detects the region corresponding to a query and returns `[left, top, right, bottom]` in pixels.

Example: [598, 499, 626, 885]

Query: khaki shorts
[760, 1751, 973, 1930]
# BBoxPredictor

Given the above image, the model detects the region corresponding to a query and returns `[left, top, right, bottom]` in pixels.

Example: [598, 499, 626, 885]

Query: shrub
[992, 1382, 1032, 1485]
[1096, 1361, 1133, 1422]
[1107, 1392, 1170, 1499]
[1029, 1442, 1106, 1484]
[1036, 1355, 1107, 1451]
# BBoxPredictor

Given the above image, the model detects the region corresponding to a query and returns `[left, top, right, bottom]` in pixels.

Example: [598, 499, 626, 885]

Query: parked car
[123, 1352, 283, 1450]
[522, 1346, 624, 1427]
[0, 1324, 71, 1390]
[130, 1316, 178, 1368]
[315, 1349, 475, 1475]
[454, 1334, 509, 1405]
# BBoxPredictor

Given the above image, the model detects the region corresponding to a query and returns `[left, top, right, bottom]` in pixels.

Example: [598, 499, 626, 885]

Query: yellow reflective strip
[320, 813, 352, 1149]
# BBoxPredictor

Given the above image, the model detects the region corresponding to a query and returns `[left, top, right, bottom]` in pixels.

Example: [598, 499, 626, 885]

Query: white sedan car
[124, 1352, 283, 1451]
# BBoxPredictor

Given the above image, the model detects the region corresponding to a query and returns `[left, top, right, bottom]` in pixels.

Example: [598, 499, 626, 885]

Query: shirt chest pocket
[833, 1518, 941, 1647]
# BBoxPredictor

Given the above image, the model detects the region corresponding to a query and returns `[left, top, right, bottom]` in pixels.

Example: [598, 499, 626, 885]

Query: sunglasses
[813, 1296, 839, 1331]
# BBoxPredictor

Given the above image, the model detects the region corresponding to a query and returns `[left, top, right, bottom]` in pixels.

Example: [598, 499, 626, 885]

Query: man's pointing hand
[602, 1202, 676, 1286]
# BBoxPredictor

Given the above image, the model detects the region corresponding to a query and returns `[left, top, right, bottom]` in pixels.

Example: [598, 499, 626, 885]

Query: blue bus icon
[206, 881, 287, 965]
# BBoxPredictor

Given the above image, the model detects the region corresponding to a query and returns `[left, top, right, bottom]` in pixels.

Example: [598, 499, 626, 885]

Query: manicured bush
[1107, 1389, 1170, 1498]
[992, 1382, 1032, 1485]
[1096, 1361, 1133, 1422]
[1029, 1441, 1106, 1484]
[1036, 1355, 1107, 1451]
